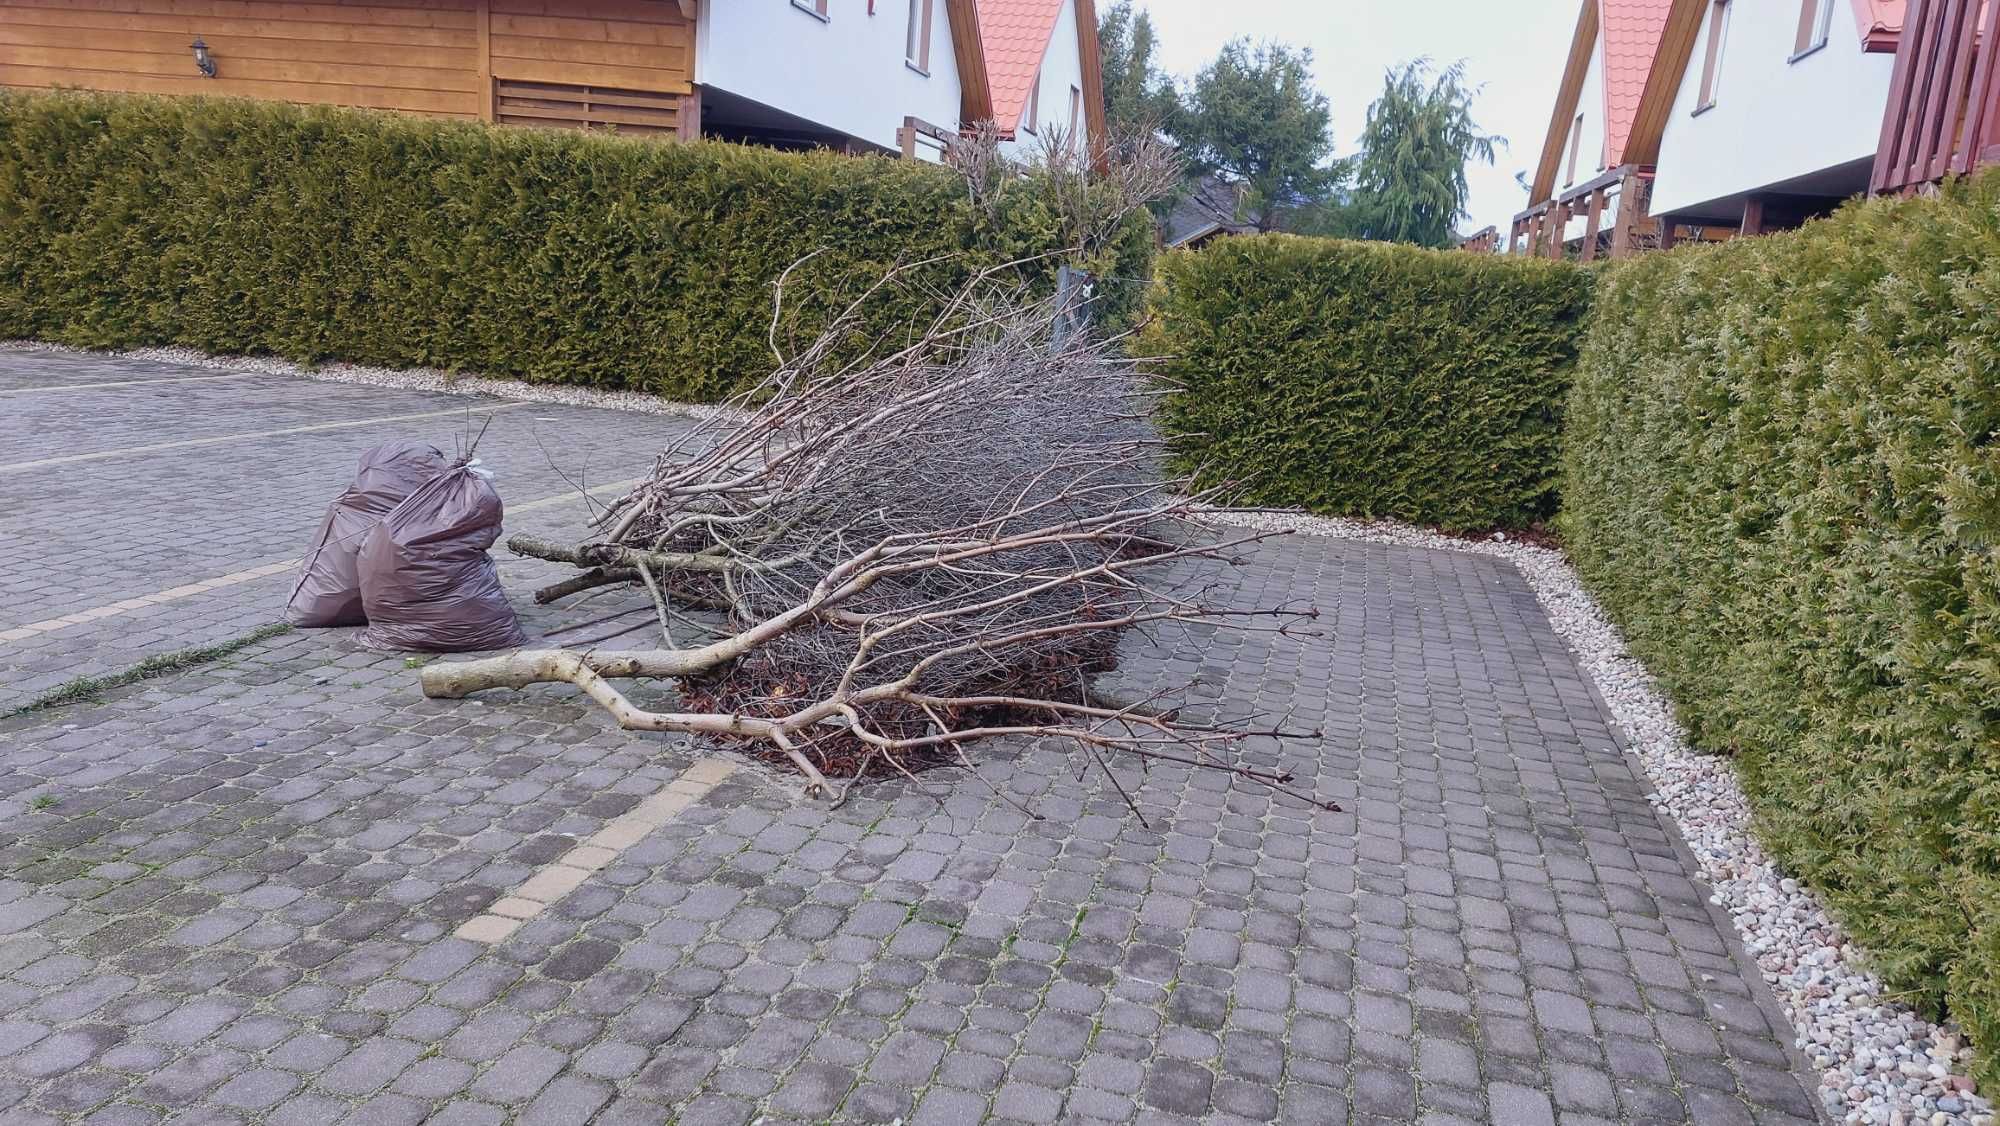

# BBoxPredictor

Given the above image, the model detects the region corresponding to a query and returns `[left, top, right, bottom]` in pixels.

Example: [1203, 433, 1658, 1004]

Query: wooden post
[1608, 168, 1650, 259]
[1658, 218, 1679, 250]
[1546, 201, 1569, 260]
[475, 0, 494, 123]
[677, 0, 700, 142]
[678, 84, 702, 141]
[1579, 187, 1606, 262]
[1740, 194, 1766, 236]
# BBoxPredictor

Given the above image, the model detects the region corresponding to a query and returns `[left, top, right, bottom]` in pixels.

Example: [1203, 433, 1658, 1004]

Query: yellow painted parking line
[0, 402, 532, 474]
[455, 759, 739, 944]
[0, 372, 263, 394]
[0, 477, 644, 643]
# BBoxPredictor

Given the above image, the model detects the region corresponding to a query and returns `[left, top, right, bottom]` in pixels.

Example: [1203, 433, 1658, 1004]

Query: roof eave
[1849, 0, 1904, 53]
[1074, 0, 1108, 153]
[946, 0, 993, 127]
[1531, 0, 1602, 204]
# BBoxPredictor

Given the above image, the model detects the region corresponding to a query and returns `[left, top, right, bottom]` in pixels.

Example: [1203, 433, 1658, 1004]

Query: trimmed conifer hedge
[0, 90, 1151, 400]
[1562, 171, 2000, 1079]
[1141, 235, 1593, 532]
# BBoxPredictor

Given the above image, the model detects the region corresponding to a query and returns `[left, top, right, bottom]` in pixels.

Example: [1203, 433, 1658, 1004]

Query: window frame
[1695, 0, 1730, 114]
[1564, 112, 1585, 187]
[905, 0, 933, 74]
[1022, 70, 1041, 135]
[1791, 0, 1836, 60]
[792, 0, 829, 20]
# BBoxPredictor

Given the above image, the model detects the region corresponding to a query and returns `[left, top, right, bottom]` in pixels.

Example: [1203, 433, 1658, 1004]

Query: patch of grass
[4, 622, 294, 719]
[402, 655, 431, 669]
[29, 794, 57, 811]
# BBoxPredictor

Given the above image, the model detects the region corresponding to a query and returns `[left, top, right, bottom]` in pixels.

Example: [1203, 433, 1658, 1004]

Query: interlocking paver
[0, 349, 1825, 1123]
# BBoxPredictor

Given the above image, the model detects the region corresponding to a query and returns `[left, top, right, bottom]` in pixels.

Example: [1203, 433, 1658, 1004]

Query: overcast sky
[1131, 0, 1579, 236]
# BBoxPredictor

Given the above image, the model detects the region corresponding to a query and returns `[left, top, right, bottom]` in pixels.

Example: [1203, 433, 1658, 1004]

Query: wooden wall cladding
[0, 0, 693, 125]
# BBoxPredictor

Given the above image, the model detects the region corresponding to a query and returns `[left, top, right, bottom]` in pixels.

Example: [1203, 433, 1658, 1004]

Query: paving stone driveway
[0, 350, 692, 711]
[0, 350, 1820, 1124]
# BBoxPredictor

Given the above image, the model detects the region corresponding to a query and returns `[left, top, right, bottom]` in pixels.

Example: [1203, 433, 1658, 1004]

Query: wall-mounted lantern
[190, 38, 217, 78]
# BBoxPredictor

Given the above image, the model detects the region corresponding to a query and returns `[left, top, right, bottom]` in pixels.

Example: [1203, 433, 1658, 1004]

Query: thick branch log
[508, 533, 737, 574]
[419, 648, 703, 697]
[533, 566, 636, 605]
[421, 649, 837, 796]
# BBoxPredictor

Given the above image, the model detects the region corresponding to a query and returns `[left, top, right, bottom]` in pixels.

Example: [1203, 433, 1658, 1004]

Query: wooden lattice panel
[494, 79, 682, 135]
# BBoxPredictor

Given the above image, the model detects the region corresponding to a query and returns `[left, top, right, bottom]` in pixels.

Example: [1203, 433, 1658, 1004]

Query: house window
[1793, 0, 1836, 56]
[905, 0, 932, 73]
[1023, 70, 1040, 134]
[1696, 0, 1730, 111]
[1068, 85, 1082, 145]
[1564, 112, 1584, 186]
[792, 0, 829, 19]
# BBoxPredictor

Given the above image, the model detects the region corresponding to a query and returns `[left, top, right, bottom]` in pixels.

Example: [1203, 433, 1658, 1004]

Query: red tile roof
[977, 0, 1066, 133]
[1851, 0, 1905, 49]
[1598, 0, 1675, 168]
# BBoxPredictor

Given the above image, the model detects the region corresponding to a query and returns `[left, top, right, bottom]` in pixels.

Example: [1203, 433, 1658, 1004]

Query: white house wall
[696, 0, 965, 155]
[997, 0, 1084, 159]
[1649, 0, 1893, 217]
[1560, 34, 1612, 242]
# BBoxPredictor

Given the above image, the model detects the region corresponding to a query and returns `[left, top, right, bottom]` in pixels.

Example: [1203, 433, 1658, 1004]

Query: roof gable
[1530, 0, 1673, 204]
[978, 0, 1067, 131]
[1600, 0, 1674, 165]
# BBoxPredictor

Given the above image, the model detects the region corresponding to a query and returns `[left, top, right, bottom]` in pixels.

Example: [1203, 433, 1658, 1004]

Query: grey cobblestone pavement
[0, 350, 1821, 1122]
[0, 350, 692, 711]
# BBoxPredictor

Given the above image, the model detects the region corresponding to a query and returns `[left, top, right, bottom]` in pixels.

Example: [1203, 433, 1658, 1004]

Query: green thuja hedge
[1142, 235, 1592, 531]
[1562, 171, 2000, 1078]
[0, 91, 1151, 400]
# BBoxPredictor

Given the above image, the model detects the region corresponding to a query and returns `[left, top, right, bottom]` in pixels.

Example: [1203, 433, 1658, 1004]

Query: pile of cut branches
[420, 138, 1332, 815]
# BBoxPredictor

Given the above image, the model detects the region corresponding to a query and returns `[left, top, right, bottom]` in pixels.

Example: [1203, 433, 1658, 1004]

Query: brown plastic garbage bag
[356, 462, 527, 653]
[287, 441, 450, 627]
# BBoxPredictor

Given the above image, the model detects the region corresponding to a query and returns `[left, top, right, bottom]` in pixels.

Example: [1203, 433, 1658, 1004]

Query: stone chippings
[1207, 508, 1996, 1126]
[0, 533, 1819, 1123]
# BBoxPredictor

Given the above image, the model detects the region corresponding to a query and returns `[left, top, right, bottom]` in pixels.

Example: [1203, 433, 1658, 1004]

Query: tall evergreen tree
[1343, 59, 1503, 248]
[1097, 0, 1179, 134]
[1169, 40, 1340, 231]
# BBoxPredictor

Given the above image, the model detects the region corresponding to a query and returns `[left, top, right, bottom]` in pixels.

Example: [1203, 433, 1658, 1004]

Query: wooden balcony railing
[1508, 164, 1655, 259]
[1872, 0, 2000, 194]
[898, 115, 958, 160]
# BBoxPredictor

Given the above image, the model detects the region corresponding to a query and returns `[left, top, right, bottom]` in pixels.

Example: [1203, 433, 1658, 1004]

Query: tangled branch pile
[421, 273, 1321, 810]
[419, 139, 1331, 814]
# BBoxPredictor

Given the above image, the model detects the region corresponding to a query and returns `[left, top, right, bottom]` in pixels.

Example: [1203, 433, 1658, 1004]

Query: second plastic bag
[356, 462, 526, 652]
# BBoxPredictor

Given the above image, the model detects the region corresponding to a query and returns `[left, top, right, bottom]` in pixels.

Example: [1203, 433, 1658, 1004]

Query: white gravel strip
[1204, 508, 1993, 1126]
[0, 340, 746, 422]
